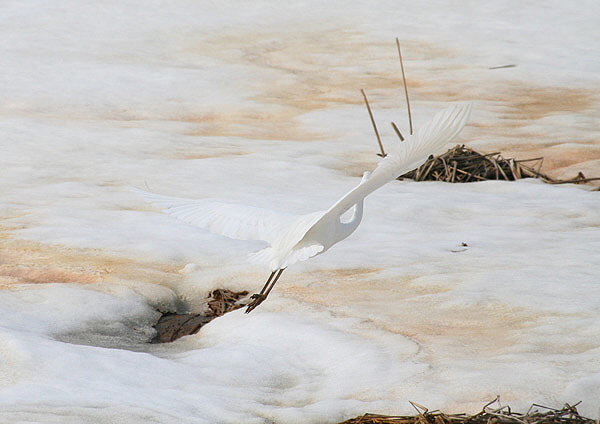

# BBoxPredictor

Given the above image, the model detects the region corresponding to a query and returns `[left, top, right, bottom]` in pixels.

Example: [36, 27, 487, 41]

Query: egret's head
[360, 171, 371, 183]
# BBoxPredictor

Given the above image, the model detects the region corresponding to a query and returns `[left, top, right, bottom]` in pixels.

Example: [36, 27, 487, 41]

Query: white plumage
[133, 102, 471, 312]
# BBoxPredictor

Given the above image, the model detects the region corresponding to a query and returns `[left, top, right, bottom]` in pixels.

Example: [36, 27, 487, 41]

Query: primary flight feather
[133, 102, 471, 312]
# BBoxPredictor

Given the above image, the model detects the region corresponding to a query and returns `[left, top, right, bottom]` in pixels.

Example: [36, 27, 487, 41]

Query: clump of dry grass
[398, 145, 600, 186]
[338, 399, 595, 424]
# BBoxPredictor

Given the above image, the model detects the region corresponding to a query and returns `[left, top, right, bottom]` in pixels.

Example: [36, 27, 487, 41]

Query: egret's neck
[339, 199, 364, 240]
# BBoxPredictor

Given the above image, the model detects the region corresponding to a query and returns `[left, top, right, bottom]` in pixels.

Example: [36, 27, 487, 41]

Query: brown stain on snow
[324, 267, 381, 279]
[0, 229, 182, 289]
[178, 31, 463, 141]
[180, 109, 323, 141]
[499, 143, 600, 176]
[282, 269, 562, 363]
[177, 28, 599, 175]
[5, 27, 594, 174]
[502, 86, 593, 120]
[175, 150, 251, 160]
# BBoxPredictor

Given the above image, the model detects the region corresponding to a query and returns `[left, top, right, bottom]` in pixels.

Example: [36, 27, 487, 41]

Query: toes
[245, 295, 264, 313]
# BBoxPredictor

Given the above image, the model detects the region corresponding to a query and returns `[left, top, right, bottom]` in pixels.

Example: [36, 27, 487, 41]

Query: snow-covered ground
[1, 1, 599, 423]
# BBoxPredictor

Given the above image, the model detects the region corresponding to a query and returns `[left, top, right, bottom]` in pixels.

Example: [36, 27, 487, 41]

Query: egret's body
[134, 103, 471, 312]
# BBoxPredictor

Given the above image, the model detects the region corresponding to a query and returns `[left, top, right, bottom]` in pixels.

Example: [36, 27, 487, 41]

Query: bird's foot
[245, 294, 265, 313]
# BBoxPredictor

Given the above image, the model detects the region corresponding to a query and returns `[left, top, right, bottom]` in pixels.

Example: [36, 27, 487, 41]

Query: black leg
[245, 268, 286, 313]
[251, 270, 277, 299]
[262, 268, 285, 299]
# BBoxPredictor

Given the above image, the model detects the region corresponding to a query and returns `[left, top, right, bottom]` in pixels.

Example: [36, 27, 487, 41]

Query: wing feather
[131, 188, 293, 243]
[321, 102, 471, 219]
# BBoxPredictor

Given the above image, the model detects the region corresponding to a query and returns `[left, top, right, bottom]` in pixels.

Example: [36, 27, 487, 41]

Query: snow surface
[1, 1, 599, 423]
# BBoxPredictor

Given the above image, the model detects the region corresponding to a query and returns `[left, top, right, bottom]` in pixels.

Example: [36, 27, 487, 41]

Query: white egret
[133, 103, 471, 312]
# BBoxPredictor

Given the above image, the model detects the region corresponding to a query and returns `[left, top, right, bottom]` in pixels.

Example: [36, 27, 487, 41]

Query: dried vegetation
[398, 145, 600, 186]
[339, 399, 595, 424]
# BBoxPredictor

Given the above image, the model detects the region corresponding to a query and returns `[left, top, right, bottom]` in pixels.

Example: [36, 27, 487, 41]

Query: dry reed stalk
[396, 38, 413, 135]
[391, 121, 405, 141]
[451, 161, 458, 182]
[361, 89, 386, 157]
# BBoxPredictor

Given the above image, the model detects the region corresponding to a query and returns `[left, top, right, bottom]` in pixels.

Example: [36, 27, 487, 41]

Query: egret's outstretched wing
[322, 102, 471, 219]
[132, 188, 293, 243]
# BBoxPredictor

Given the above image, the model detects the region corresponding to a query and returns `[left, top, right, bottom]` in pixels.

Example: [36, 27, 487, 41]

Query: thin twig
[549, 177, 600, 184]
[440, 157, 450, 180]
[493, 159, 510, 181]
[509, 159, 522, 179]
[396, 38, 413, 135]
[451, 161, 458, 182]
[514, 157, 544, 163]
[489, 64, 517, 69]
[535, 157, 544, 175]
[391, 121, 405, 141]
[361, 89, 386, 157]
[409, 401, 429, 416]
[421, 159, 437, 180]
